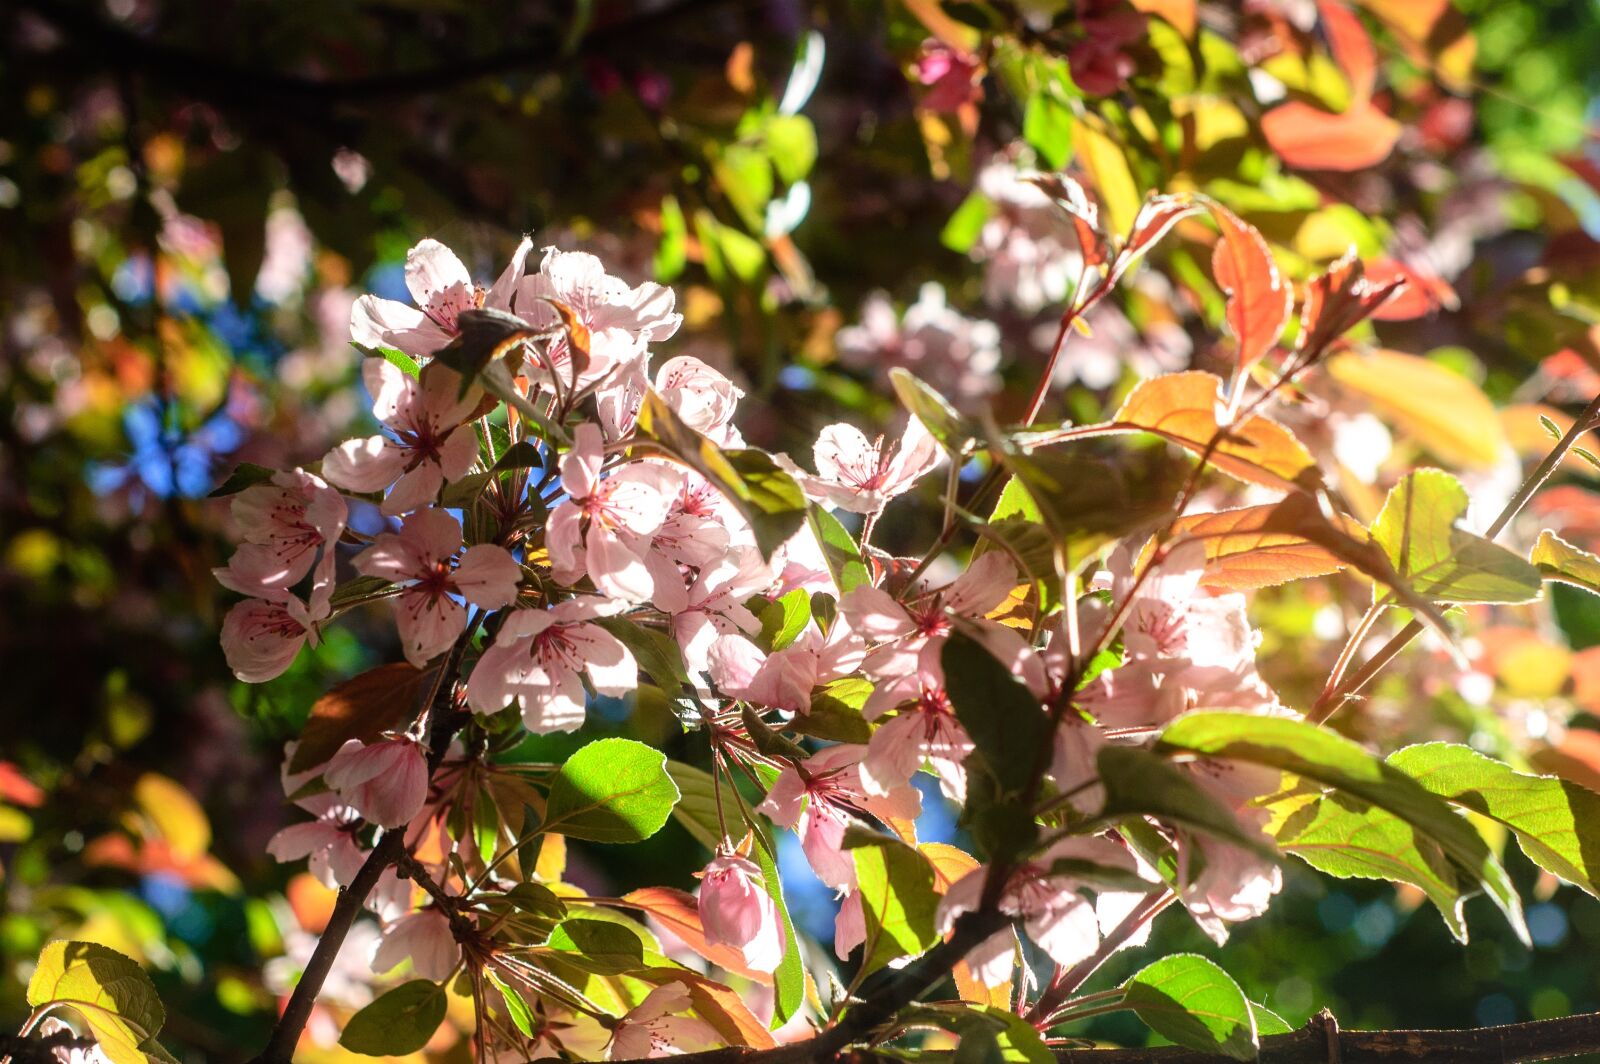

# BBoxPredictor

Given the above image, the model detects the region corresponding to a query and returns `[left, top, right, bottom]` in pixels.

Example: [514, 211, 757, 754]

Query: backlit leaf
[1370, 469, 1541, 605]
[847, 835, 941, 976]
[1532, 530, 1600, 597]
[1122, 953, 1256, 1060]
[1157, 712, 1528, 943]
[1199, 197, 1291, 376]
[27, 941, 165, 1064]
[1261, 100, 1401, 171]
[543, 738, 679, 843]
[1327, 350, 1503, 469]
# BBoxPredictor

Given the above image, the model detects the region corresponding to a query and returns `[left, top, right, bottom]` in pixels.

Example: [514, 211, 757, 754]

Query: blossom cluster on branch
[187, 171, 1600, 1064]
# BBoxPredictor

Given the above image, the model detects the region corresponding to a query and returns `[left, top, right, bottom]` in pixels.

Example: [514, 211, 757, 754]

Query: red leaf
[1365, 258, 1459, 319]
[1109, 192, 1203, 285]
[1299, 250, 1404, 355]
[1261, 99, 1401, 171]
[1203, 199, 1291, 375]
[1026, 173, 1108, 267]
[1317, 0, 1378, 102]
[290, 662, 437, 772]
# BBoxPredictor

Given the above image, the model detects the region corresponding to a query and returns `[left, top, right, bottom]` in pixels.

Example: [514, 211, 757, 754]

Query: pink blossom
[514, 247, 681, 397]
[546, 424, 679, 603]
[787, 418, 944, 515]
[214, 468, 347, 607]
[837, 285, 1000, 412]
[843, 550, 1025, 682]
[466, 597, 638, 733]
[607, 984, 722, 1059]
[973, 158, 1082, 313]
[324, 737, 430, 828]
[707, 620, 864, 715]
[655, 356, 745, 445]
[322, 359, 481, 516]
[672, 557, 768, 675]
[859, 643, 975, 801]
[220, 593, 326, 683]
[266, 815, 364, 888]
[697, 853, 787, 973]
[351, 237, 529, 357]
[833, 890, 865, 960]
[937, 837, 1150, 985]
[353, 508, 521, 667]
[757, 745, 921, 890]
[372, 909, 461, 981]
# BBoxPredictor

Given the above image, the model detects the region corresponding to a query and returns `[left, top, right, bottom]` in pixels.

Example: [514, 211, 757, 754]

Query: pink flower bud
[324, 738, 428, 828]
[697, 853, 786, 974]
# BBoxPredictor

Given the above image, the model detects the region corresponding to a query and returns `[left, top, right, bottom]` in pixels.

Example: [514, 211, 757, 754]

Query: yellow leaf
[1074, 116, 1141, 237]
[131, 774, 209, 861]
[1327, 350, 1504, 470]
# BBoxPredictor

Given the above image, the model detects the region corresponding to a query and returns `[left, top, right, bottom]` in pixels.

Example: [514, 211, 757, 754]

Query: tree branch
[603, 1010, 1600, 1064]
[1310, 391, 1600, 723]
[17, 0, 717, 108]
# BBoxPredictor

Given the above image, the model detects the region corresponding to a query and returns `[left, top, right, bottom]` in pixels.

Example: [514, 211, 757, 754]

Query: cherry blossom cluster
[215, 234, 1292, 1054]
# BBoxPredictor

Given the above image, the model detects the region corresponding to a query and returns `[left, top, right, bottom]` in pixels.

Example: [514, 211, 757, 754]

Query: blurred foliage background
[7, 0, 1600, 1057]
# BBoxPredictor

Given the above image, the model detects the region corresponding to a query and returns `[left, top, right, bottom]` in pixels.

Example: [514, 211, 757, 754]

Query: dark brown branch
[604, 1010, 1600, 1064]
[1051, 1008, 1600, 1062]
[251, 830, 406, 1064]
[17, 0, 715, 107]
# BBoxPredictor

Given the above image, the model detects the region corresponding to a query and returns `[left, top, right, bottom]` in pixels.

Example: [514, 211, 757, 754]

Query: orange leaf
[634, 970, 778, 1049]
[1173, 503, 1353, 590]
[1202, 199, 1291, 376]
[1317, 0, 1378, 102]
[1074, 371, 1319, 492]
[623, 887, 774, 985]
[1112, 193, 1203, 284]
[540, 297, 593, 382]
[919, 844, 1011, 1008]
[290, 662, 437, 772]
[1261, 100, 1401, 171]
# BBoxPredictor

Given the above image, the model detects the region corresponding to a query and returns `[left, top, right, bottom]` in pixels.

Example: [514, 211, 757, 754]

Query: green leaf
[1157, 712, 1528, 944]
[663, 759, 729, 851]
[807, 504, 870, 594]
[1390, 742, 1600, 899]
[749, 828, 804, 1026]
[1250, 1001, 1294, 1037]
[594, 617, 690, 692]
[847, 835, 941, 976]
[942, 632, 1052, 793]
[1122, 954, 1256, 1061]
[942, 192, 996, 253]
[765, 114, 819, 184]
[891, 367, 972, 453]
[208, 462, 277, 498]
[327, 574, 396, 610]
[491, 439, 544, 473]
[1265, 784, 1470, 941]
[339, 980, 447, 1056]
[27, 941, 164, 1064]
[947, 1005, 1055, 1064]
[543, 738, 679, 843]
[756, 588, 813, 652]
[1023, 92, 1074, 170]
[655, 194, 688, 282]
[637, 391, 805, 559]
[791, 678, 874, 743]
[546, 918, 648, 974]
[1091, 746, 1277, 860]
[1371, 469, 1542, 605]
[1532, 529, 1600, 597]
[487, 970, 537, 1037]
